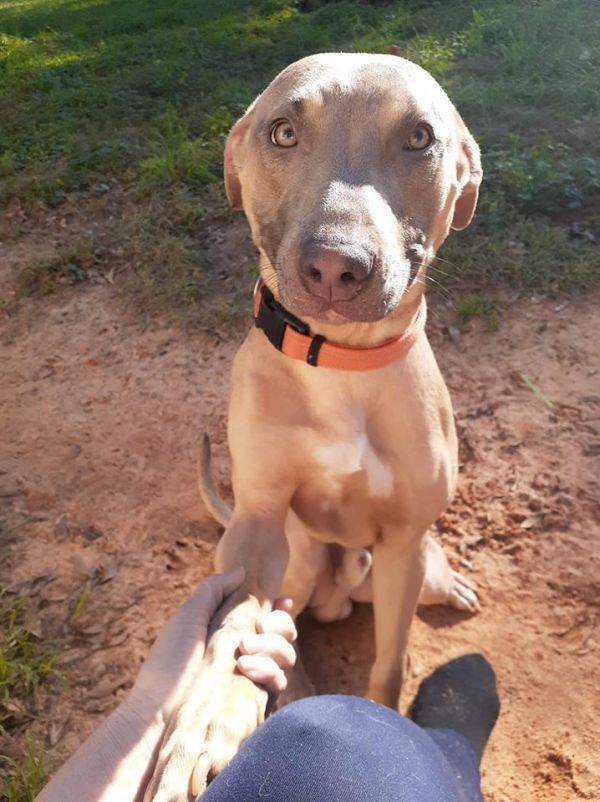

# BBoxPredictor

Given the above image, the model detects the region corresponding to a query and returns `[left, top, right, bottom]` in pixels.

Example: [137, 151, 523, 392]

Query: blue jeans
[203, 695, 483, 801]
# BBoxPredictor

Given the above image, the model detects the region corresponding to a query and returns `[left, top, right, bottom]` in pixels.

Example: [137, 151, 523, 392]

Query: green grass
[0, 585, 73, 802]
[1, 0, 599, 316]
[0, 589, 56, 802]
[441, 217, 600, 293]
[16, 238, 96, 297]
[1, 739, 46, 802]
[0, 589, 59, 733]
[67, 580, 91, 622]
[455, 294, 499, 333]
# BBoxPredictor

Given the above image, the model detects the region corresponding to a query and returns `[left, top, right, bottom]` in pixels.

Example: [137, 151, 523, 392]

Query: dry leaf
[521, 514, 542, 530]
[49, 719, 68, 747]
[97, 561, 119, 584]
[87, 676, 129, 700]
[108, 631, 129, 648]
[81, 624, 105, 636]
[60, 649, 85, 665]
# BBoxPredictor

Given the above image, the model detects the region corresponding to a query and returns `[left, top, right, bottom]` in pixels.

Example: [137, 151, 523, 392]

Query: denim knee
[203, 695, 471, 801]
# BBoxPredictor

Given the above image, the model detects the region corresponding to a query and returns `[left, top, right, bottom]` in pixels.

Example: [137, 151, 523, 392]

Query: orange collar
[253, 282, 426, 371]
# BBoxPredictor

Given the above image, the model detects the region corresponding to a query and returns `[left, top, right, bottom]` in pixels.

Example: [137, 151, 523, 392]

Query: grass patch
[16, 240, 96, 297]
[0, 589, 59, 733]
[1, 0, 599, 315]
[122, 222, 208, 321]
[2, 0, 597, 206]
[443, 2, 600, 130]
[67, 580, 91, 622]
[0, 739, 46, 802]
[440, 217, 600, 293]
[123, 255, 207, 322]
[455, 294, 499, 333]
[137, 107, 234, 193]
[477, 141, 600, 229]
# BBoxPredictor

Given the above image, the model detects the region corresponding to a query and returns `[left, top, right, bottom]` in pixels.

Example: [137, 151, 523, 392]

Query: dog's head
[224, 53, 481, 324]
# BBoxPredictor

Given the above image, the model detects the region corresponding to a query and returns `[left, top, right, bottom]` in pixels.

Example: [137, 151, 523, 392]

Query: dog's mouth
[322, 307, 350, 323]
[273, 263, 412, 324]
[283, 292, 397, 324]
[307, 302, 355, 324]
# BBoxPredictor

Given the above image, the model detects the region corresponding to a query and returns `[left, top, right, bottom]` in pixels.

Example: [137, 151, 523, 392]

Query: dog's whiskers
[429, 253, 465, 274]
[409, 260, 453, 300]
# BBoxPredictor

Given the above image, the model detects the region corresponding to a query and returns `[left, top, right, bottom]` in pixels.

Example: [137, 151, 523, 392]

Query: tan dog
[144, 53, 482, 801]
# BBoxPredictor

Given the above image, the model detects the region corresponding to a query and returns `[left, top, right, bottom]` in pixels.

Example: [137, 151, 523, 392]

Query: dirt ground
[1, 232, 599, 801]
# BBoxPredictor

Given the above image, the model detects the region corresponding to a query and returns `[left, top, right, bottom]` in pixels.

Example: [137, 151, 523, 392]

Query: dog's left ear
[223, 102, 256, 209]
[451, 113, 482, 231]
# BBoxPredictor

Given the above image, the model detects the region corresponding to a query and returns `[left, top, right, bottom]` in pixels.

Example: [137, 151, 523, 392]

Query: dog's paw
[445, 569, 479, 613]
[143, 671, 267, 802]
[420, 535, 480, 614]
[420, 564, 480, 613]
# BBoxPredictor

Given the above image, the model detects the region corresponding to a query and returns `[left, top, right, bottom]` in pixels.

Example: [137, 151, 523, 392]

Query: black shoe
[410, 653, 500, 765]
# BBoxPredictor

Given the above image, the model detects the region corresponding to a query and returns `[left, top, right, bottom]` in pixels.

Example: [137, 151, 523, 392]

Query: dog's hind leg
[309, 547, 372, 622]
[349, 534, 479, 613]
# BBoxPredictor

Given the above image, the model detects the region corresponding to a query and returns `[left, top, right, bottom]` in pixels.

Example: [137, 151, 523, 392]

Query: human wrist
[94, 694, 165, 793]
[36, 692, 166, 802]
[122, 686, 166, 734]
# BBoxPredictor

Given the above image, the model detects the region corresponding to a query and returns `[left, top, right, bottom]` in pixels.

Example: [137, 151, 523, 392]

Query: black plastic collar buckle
[255, 285, 310, 351]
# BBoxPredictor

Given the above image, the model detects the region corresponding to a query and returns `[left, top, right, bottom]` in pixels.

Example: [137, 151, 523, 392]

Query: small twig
[514, 370, 556, 410]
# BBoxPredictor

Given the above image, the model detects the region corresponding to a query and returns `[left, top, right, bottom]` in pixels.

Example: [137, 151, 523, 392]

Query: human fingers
[256, 608, 297, 643]
[239, 632, 297, 671]
[273, 597, 293, 614]
[236, 654, 288, 697]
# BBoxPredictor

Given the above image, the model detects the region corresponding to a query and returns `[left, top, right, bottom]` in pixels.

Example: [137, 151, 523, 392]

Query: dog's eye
[405, 124, 433, 151]
[270, 119, 297, 148]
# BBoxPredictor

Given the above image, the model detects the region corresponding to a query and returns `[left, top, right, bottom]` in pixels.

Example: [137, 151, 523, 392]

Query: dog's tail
[198, 433, 232, 528]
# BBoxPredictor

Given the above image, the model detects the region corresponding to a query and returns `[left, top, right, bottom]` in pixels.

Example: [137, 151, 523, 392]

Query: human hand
[36, 569, 297, 802]
[129, 568, 296, 725]
[134, 570, 297, 800]
[237, 596, 297, 697]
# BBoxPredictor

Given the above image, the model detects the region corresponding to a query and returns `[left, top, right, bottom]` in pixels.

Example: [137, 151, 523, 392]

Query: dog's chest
[290, 425, 404, 547]
[313, 433, 394, 499]
[289, 396, 456, 546]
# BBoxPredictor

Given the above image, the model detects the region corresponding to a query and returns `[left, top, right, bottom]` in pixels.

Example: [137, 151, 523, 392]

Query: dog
[144, 52, 482, 801]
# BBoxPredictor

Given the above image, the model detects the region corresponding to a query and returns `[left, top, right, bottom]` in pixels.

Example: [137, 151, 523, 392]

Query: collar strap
[253, 282, 426, 371]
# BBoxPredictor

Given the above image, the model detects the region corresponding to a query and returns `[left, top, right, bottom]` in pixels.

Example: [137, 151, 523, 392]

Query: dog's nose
[299, 243, 372, 303]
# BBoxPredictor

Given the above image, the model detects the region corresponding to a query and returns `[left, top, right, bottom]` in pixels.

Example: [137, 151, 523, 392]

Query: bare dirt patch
[1, 251, 598, 800]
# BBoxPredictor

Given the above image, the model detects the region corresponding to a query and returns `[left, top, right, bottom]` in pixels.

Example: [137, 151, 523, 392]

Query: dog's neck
[256, 285, 426, 352]
[301, 297, 424, 348]
[253, 281, 426, 371]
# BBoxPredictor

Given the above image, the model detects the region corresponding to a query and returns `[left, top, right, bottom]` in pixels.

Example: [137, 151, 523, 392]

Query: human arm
[36, 569, 296, 802]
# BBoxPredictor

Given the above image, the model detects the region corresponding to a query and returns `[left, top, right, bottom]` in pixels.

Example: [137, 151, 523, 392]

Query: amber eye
[270, 119, 297, 148]
[405, 124, 433, 151]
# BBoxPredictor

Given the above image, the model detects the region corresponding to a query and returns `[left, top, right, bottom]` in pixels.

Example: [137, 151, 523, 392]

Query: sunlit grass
[1, 0, 599, 318]
[1, 739, 47, 802]
[0, 590, 59, 733]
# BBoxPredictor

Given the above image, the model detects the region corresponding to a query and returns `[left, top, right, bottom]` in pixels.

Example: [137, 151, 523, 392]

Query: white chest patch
[315, 434, 394, 498]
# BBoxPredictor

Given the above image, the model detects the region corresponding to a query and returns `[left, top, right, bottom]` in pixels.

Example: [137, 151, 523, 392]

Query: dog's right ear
[223, 106, 255, 209]
[451, 112, 482, 232]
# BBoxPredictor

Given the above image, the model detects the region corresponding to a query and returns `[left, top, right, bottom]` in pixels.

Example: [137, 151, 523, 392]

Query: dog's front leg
[144, 509, 289, 802]
[367, 529, 426, 710]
